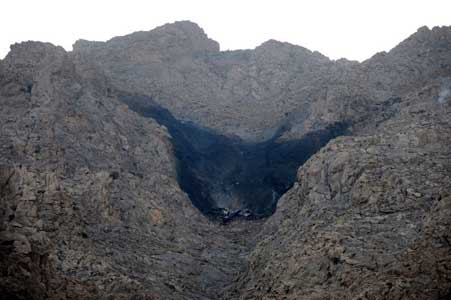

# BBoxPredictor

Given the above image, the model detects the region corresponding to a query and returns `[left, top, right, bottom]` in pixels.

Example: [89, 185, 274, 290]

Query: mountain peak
[73, 20, 219, 56]
[387, 25, 451, 57]
[159, 20, 205, 32]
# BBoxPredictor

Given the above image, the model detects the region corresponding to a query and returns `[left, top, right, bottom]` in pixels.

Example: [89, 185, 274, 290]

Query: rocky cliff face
[69, 23, 451, 215]
[0, 41, 261, 300]
[1, 22, 450, 299]
[230, 83, 451, 299]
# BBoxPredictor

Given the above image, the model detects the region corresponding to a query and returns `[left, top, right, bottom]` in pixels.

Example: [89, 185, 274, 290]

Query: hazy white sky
[1, 0, 450, 61]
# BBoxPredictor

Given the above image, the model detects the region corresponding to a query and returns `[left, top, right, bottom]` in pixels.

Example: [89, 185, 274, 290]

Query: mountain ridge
[1, 21, 451, 299]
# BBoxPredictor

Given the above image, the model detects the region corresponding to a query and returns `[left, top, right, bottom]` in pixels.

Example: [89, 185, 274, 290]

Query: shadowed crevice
[119, 94, 349, 220]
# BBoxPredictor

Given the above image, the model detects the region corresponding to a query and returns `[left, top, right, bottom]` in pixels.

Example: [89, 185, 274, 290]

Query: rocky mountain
[230, 82, 451, 299]
[0, 40, 261, 299]
[1, 21, 450, 299]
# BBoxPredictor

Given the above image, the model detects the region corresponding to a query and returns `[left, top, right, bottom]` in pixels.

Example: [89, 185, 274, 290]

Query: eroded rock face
[70, 23, 451, 214]
[229, 84, 451, 299]
[1, 22, 451, 300]
[0, 41, 261, 300]
[72, 21, 339, 143]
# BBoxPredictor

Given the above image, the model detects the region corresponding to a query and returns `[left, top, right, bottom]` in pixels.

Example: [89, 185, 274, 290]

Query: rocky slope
[229, 83, 451, 299]
[70, 22, 451, 214]
[0, 41, 262, 300]
[1, 21, 451, 299]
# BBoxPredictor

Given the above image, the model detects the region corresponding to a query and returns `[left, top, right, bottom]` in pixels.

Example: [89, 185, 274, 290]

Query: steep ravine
[120, 94, 349, 219]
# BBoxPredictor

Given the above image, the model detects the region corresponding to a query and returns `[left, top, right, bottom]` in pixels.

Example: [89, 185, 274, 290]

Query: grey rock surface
[0, 41, 262, 299]
[229, 83, 451, 299]
[1, 22, 451, 299]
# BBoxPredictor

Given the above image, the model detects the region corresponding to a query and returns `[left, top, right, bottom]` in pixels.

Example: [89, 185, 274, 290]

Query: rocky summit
[1, 21, 450, 299]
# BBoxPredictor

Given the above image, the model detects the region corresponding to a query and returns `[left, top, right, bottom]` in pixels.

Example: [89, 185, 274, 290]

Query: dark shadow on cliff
[119, 94, 349, 219]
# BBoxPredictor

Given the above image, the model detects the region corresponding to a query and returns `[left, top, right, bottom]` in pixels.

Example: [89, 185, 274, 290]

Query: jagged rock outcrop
[229, 83, 451, 299]
[1, 21, 451, 299]
[0, 41, 261, 300]
[72, 21, 338, 142]
[226, 26, 451, 299]
[70, 23, 451, 215]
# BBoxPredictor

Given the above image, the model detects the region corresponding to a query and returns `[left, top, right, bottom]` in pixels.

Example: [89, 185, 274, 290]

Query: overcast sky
[1, 0, 450, 61]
